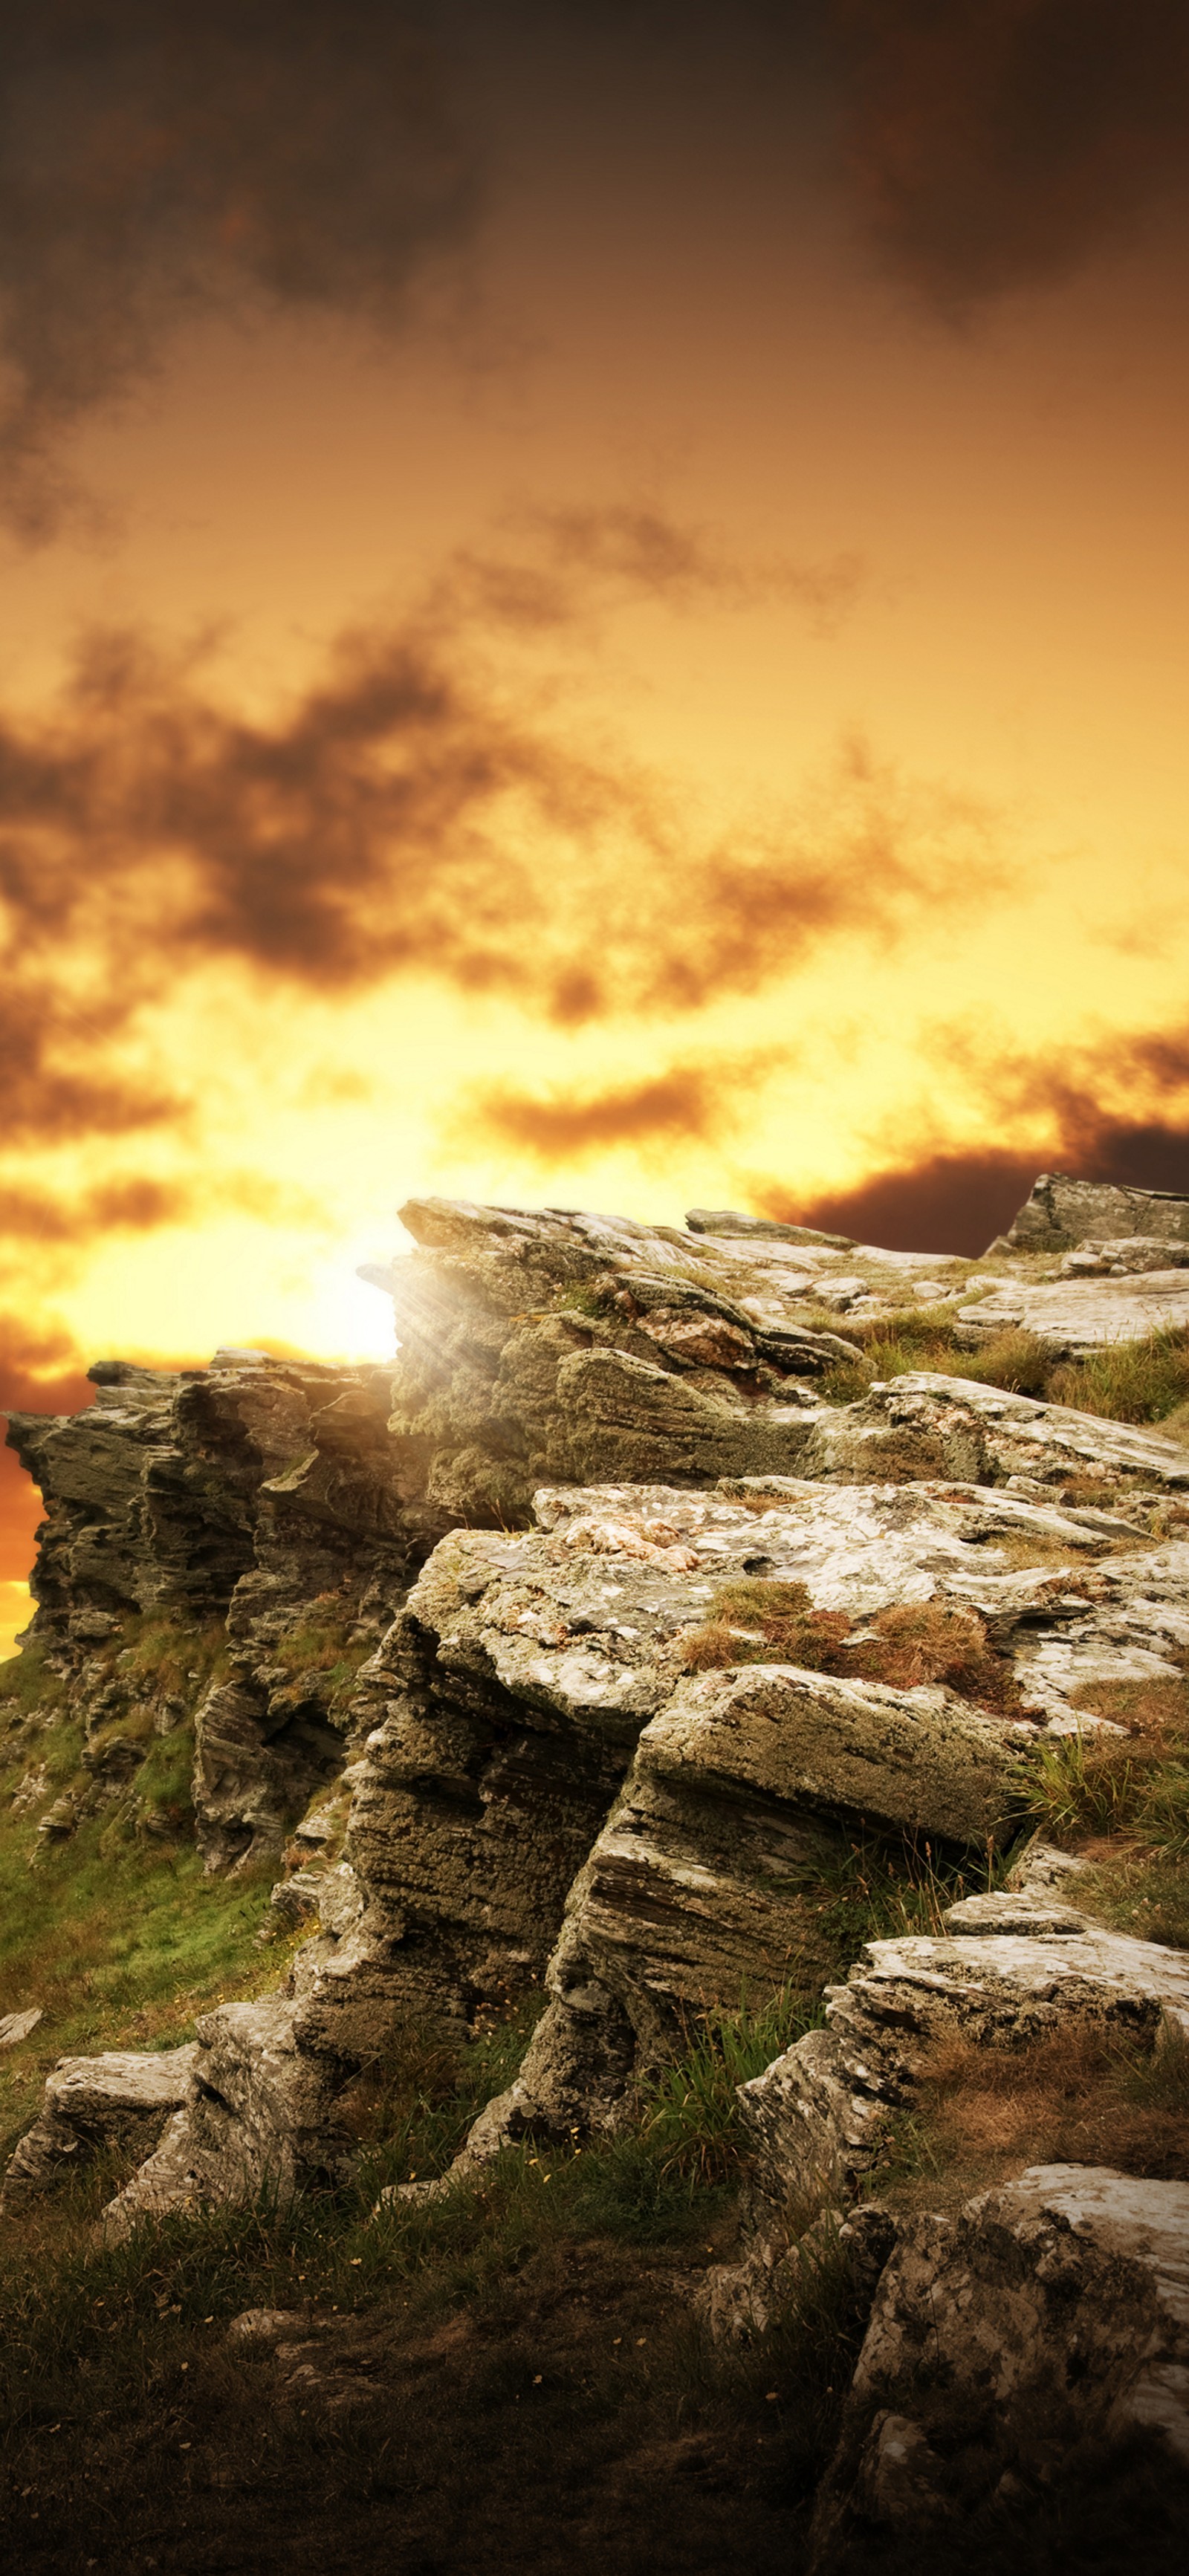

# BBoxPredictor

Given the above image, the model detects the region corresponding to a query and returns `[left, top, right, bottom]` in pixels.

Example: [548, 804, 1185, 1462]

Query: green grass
[1017, 1729, 1189, 1860]
[0, 1987, 858, 2429]
[0, 1617, 295, 2161]
[817, 1311, 1189, 1429]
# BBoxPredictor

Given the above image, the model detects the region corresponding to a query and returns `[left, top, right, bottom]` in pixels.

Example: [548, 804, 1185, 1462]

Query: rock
[6, 1350, 412, 1869]
[80, 1448, 1189, 2218]
[824, 1369, 1189, 1496]
[734, 1919, 1189, 2228]
[684, 1209, 856, 1249]
[0, 2006, 42, 2048]
[956, 1269, 1189, 1350]
[365, 1195, 868, 1548]
[1061, 1236, 1189, 1277]
[810, 2165, 1189, 2563]
[269, 1866, 328, 1923]
[100, 1998, 352, 2236]
[1004, 1172, 1189, 1253]
[0, 2044, 198, 2210]
[225, 2307, 311, 2344]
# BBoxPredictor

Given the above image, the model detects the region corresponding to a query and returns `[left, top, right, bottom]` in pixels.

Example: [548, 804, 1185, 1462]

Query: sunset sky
[2, 1, 1189, 1640]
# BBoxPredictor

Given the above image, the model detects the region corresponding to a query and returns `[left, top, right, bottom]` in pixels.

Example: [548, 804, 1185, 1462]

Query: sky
[1, 0, 1189, 1639]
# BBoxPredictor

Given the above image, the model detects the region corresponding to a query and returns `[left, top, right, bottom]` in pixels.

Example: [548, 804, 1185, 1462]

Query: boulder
[1003, 1172, 1189, 1253]
[821, 1369, 1189, 1496]
[734, 1910, 1189, 2225]
[810, 2165, 1189, 2562]
[0, 2044, 198, 2210]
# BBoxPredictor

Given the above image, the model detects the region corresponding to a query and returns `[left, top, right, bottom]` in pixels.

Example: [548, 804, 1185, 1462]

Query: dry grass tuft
[878, 2025, 1189, 2209]
[681, 1583, 1019, 1714]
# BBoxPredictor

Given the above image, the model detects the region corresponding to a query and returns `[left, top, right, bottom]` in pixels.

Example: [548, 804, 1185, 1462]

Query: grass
[0, 1617, 296, 2164]
[817, 1311, 1189, 1430]
[0, 1992, 875, 2576]
[680, 1578, 1020, 1715]
[870, 2024, 1189, 2210]
[1013, 1667, 1189, 1947]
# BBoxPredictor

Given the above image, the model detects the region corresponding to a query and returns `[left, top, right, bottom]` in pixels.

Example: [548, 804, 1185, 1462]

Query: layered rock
[7, 1193, 1189, 2239]
[734, 1909, 1189, 2233]
[5, 1350, 412, 1867]
[364, 1195, 969, 1543]
[0, 2045, 198, 2211]
[957, 1268, 1189, 1350]
[63, 1450, 1189, 2225]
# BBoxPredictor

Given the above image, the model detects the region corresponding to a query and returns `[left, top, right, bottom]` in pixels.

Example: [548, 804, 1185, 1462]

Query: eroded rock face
[809, 2165, 1189, 2563]
[364, 1195, 952, 1543]
[819, 1368, 1189, 1496]
[13, 1444, 1184, 2225]
[1004, 1172, 1189, 1253]
[6, 1350, 412, 1869]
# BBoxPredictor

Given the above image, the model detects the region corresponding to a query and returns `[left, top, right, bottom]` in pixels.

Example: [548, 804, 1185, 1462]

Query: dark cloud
[0, 1, 476, 538]
[778, 1147, 1045, 1256]
[832, 0, 1189, 308]
[756, 1025, 1189, 1254]
[459, 1053, 780, 1158]
[0, 611, 1002, 1146]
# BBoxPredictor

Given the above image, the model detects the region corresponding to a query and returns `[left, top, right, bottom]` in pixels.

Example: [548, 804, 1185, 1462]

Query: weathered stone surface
[0, 2006, 42, 2048]
[0, 2044, 198, 2210]
[1004, 1171, 1189, 1253]
[6, 1349, 412, 1869]
[1062, 1235, 1189, 1276]
[68, 1449, 1189, 2219]
[734, 1912, 1189, 2228]
[810, 2165, 1189, 2561]
[958, 1268, 1189, 1349]
[364, 1195, 904, 1545]
[818, 1369, 1189, 1495]
[685, 1208, 855, 1249]
[100, 1997, 354, 2236]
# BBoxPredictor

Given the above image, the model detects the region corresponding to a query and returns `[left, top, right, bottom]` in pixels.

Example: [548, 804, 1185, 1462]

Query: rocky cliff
[4, 1181, 1189, 2563]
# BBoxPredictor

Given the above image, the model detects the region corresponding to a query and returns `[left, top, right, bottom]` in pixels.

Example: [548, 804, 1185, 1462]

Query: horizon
[4, 4, 1189, 1628]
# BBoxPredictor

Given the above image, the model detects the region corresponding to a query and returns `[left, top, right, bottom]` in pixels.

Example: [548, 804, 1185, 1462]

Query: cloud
[445, 503, 866, 640]
[0, 611, 1005, 1148]
[751, 1018, 1189, 1253]
[0, 0, 476, 538]
[0, 1175, 194, 1243]
[456, 1052, 782, 1160]
[832, 0, 1189, 309]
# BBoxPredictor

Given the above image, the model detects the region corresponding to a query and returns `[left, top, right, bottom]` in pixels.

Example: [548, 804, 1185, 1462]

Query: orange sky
[2, 1, 1189, 1635]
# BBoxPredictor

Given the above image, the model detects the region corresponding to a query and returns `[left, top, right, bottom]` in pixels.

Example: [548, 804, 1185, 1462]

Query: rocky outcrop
[6, 1190, 1189, 2232]
[809, 2165, 1189, 2563]
[5, 1349, 412, 1869]
[1002, 1172, 1189, 1253]
[733, 1909, 1189, 2234]
[78, 1445, 1189, 2225]
[0, 2044, 198, 2210]
[363, 1195, 970, 1545]
[824, 1369, 1189, 1496]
